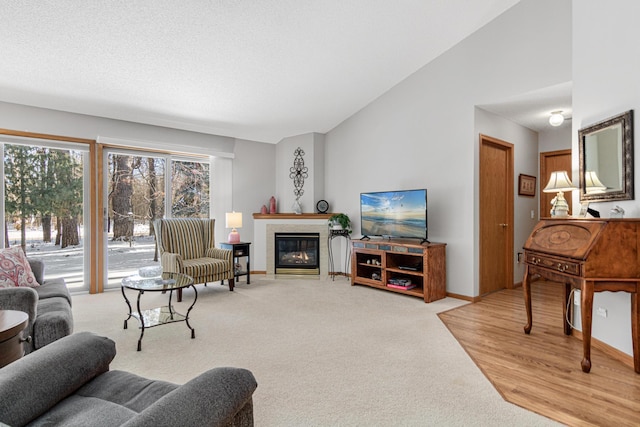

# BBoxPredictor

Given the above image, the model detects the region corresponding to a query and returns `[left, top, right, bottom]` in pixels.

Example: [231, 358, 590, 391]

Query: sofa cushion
[0, 246, 39, 288]
[33, 296, 74, 349]
[34, 277, 72, 305]
[75, 370, 179, 412]
[26, 395, 136, 427]
[183, 257, 232, 279]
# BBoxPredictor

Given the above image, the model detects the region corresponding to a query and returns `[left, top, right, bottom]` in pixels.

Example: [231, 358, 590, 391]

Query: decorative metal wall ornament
[289, 147, 308, 214]
[289, 147, 308, 199]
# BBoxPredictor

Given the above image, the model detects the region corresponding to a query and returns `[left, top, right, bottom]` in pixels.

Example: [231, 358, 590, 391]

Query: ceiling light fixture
[549, 111, 565, 127]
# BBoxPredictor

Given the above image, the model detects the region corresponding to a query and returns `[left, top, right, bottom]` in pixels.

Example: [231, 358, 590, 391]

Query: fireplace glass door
[275, 233, 320, 274]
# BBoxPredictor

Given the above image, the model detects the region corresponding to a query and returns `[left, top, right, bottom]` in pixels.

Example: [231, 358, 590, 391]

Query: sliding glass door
[103, 148, 210, 289]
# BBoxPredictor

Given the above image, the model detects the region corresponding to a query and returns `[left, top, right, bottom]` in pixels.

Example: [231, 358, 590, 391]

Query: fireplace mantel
[253, 213, 334, 220]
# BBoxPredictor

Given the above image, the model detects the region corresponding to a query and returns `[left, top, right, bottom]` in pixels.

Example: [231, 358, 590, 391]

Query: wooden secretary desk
[523, 218, 640, 373]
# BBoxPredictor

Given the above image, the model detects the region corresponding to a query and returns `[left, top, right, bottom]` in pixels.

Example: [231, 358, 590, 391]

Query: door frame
[540, 149, 572, 218]
[479, 134, 514, 296]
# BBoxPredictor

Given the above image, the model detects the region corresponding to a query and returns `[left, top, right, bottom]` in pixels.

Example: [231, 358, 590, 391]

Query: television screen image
[360, 189, 427, 240]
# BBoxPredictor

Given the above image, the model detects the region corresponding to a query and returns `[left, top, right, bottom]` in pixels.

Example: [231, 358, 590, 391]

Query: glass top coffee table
[121, 272, 195, 351]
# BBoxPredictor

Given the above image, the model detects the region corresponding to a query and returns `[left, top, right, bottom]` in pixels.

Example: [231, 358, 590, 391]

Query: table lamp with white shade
[225, 211, 242, 243]
[543, 171, 576, 217]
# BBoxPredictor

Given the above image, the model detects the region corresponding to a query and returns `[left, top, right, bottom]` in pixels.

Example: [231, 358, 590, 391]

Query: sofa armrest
[123, 367, 257, 427]
[0, 286, 37, 338]
[0, 286, 37, 315]
[28, 258, 45, 285]
[206, 247, 233, 263]
[0, 332, 116, 427]
[160, 252, 184, 273]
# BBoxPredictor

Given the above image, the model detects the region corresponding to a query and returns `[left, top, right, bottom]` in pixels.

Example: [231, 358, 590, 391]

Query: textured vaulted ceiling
[0, 1, 539, 143]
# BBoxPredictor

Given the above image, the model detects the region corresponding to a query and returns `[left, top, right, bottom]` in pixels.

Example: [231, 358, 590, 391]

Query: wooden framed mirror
[579, 110, 634, 202]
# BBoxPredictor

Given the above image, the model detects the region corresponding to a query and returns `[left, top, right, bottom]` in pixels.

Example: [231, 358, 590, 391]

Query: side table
[0, 310, 30, 367]
[220, 242, 251, 285]
[328, 229, 351, 280]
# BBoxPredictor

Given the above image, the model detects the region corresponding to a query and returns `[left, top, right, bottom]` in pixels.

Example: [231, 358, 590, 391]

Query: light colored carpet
[72, 277, 559, 426]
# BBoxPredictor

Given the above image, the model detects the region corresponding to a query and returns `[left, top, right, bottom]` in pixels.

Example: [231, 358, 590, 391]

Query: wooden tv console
[351, 239, 446, 303]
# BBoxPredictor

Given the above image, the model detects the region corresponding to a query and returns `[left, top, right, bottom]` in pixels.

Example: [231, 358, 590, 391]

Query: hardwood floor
[438, 281, 640, 426]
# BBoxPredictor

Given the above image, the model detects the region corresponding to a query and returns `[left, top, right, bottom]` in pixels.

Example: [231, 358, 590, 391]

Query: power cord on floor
[566, 288, 578, 329]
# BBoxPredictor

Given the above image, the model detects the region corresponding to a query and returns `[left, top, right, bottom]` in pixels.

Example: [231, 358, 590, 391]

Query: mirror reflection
[584, 123, 622, 192]
[579, 110, 634, 202]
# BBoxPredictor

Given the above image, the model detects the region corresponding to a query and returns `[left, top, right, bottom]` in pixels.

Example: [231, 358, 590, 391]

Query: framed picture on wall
[518, 174, 536, 197]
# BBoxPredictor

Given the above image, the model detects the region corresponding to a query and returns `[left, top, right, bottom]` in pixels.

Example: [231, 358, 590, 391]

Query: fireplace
[275, 232, 320, 275]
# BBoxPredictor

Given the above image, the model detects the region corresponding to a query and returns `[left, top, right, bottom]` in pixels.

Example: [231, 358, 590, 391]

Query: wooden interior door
[540, 150, 572, 218]
[479, 135, 514, 296]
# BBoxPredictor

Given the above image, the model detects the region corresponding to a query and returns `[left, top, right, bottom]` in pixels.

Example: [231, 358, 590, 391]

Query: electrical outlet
[517, 252, 523, 263]
[530, 210, 535, 219]
[596, 307, 608, 318]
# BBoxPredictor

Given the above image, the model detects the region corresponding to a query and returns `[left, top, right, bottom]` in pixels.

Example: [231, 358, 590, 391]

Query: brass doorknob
[499, 223, 508, 227]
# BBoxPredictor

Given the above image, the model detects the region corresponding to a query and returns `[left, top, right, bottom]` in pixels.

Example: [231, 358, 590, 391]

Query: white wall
[0, 101, 235, 156]
[232, 139, 276, 261]
[324, 0, 572, 297]
[275, 132, 325, 213]
[0, 101, 274, 270]
[539, 125, 572, 154]
[570, 0, 640, 356]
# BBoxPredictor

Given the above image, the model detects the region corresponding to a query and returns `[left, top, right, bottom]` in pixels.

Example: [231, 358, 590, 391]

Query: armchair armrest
[160, 252, 184, 273]
[123, 367, 257, 427]
[206, 247, 233, 263]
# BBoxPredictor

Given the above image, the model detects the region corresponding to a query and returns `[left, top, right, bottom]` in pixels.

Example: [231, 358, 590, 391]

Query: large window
[1, 138, 90, 292]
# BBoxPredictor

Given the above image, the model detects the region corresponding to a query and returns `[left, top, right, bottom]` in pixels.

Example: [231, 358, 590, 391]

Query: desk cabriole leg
[523, 266, 533, 334]
[581, 280, 593, 373]
[631, 290, 640, 373]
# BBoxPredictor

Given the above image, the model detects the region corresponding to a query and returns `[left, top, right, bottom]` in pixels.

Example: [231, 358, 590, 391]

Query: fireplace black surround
[275, 232, 320, 274]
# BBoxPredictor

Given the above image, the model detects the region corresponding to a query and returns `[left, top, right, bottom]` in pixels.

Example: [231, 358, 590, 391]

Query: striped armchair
[154, 218, 234, 302]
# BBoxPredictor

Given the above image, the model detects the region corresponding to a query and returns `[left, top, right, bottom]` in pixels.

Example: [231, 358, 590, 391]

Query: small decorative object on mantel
[316, 199, 329, 214]
[269, 196, 276, 214]
[260, 205, 268, 214]
[292, 199, 302, 214]
[289, 147, 308, 214]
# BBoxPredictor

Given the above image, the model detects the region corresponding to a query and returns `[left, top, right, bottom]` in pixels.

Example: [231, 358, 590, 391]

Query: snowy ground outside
[10, 224, 159, 291]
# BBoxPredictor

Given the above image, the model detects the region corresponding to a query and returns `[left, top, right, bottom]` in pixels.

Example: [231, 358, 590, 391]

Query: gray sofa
[0, 259, 73, 353]
[0, 332, 258, 426]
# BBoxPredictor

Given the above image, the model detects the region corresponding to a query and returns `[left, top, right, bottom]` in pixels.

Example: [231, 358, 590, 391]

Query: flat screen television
[360, 189, 428, 242]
